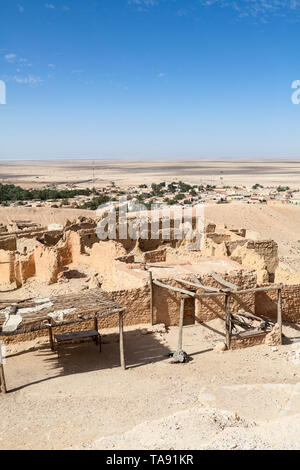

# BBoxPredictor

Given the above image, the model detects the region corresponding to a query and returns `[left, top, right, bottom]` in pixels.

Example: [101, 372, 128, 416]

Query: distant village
[1, 179, 300, 210]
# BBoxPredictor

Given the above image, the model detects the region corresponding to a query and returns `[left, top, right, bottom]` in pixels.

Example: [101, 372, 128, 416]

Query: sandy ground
[1, 319, 300, 450]
[1, 263, 100, 301]
[1, 159, 300, 188]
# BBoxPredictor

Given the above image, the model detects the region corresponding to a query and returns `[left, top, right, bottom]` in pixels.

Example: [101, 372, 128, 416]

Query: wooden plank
[173, 277, 220, 293]
[211, 271, 239, 291]
[149, 271, 154, 325]
[277, 288, 283, 345]
[231, 330, 267, 338]
[225, 293, 231, 349]
[119, 311, 126, 370]
[177, 297, 185, 351]
[152, 279, 196, 297]
[0, 364, 7, 394]
[195, 284, 283, 299]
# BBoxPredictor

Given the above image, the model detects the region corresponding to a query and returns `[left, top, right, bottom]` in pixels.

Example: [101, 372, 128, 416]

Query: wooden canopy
[0, 289, 126, 394]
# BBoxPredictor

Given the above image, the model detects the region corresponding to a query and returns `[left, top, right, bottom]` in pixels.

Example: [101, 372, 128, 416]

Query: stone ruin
[0, 213, 300, 343]
[0, 215, 279, 289]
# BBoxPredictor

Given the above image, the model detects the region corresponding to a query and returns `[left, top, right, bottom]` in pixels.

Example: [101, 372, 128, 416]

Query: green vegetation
[79, 195, 111, 210]
[0, 183, 93, 203]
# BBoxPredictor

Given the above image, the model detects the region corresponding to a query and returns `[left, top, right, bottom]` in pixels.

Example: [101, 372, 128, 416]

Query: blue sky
[1, 0, 300, 160]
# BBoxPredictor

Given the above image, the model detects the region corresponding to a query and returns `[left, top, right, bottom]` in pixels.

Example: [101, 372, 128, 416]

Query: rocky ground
[1, 319, 300, 450]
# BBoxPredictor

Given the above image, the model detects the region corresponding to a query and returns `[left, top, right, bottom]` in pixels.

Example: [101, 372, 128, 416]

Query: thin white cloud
[128, 0, 158, 11]
[48, 63, 56, 68]
[200, 0, 300, 19]
[4, 53, 17, 63]
[45, 3, 70, 11]
[18, 4, 24, 13]
[157, 72, 166, 78]
[13, 75, 43, 86]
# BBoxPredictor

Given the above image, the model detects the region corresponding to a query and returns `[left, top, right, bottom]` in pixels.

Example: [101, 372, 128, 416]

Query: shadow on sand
[6, 329, 173, 393]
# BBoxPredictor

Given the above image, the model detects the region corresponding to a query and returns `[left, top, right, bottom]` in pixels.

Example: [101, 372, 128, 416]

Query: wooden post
[178, 297, 185, 351]
[94, 317, 98, 332]
[225, 293, 231, 350]
[0, 364, 7, 394]
[277, 288, 282, 344]
[119, 311, 126, 370]
[149, 271, 153, 325]
[48, 324, 54, 351]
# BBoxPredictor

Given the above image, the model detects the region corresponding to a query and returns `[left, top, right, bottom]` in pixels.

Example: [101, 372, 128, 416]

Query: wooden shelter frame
[0, 291, 126, 394]
[148, 270, 283, 354]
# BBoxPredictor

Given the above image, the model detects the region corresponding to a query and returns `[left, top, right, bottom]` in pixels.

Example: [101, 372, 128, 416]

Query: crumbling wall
[14, 252, 36, 286]
[230, 240, 278, 284]
[34, 244, 62, 285]
[255, 284, 300, 323]
[0, 250, 15, 284]
[144, 248, 166, 263]
[0, 236, 17, 251]
[87, 240, 127, 289]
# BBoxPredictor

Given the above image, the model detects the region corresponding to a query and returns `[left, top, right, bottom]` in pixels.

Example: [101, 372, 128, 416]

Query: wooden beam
[173, 277, 220, 293]
[152, 279, 196, 297]
[0, 364, 7, 394]
[211, 271, 239, 291]
[119, 311, 126, 370]
[190, 274, 221, 292]
[277, 288, 283, 344]
[177, 297, 185, 351]
[149, 271, 154, 325]
[195, 284, 283, 299]
[225, 293, 231, 349]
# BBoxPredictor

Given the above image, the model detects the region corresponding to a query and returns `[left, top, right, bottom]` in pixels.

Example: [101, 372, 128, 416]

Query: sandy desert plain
[1, 158, 300, 188]
[1, 158, 300, 450]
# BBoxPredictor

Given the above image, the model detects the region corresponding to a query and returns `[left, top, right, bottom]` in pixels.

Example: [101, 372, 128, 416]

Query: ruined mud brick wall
[14, 252, 36, 287]
[228, 240, 279, 284]
[144, 248, 166, 264]
[255, 284, 300, 323]
[0, 250, 15, 283]
[108, 286, 151, 327]
[0, 236, 17, 251]
[34, 244, 62, 285]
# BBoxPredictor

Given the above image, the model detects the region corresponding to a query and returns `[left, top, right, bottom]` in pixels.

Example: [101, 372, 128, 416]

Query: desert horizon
[1, 158, 300, 189]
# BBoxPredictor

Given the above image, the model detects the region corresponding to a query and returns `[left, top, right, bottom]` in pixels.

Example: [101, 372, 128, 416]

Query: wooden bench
[54, 329, 101, 353]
